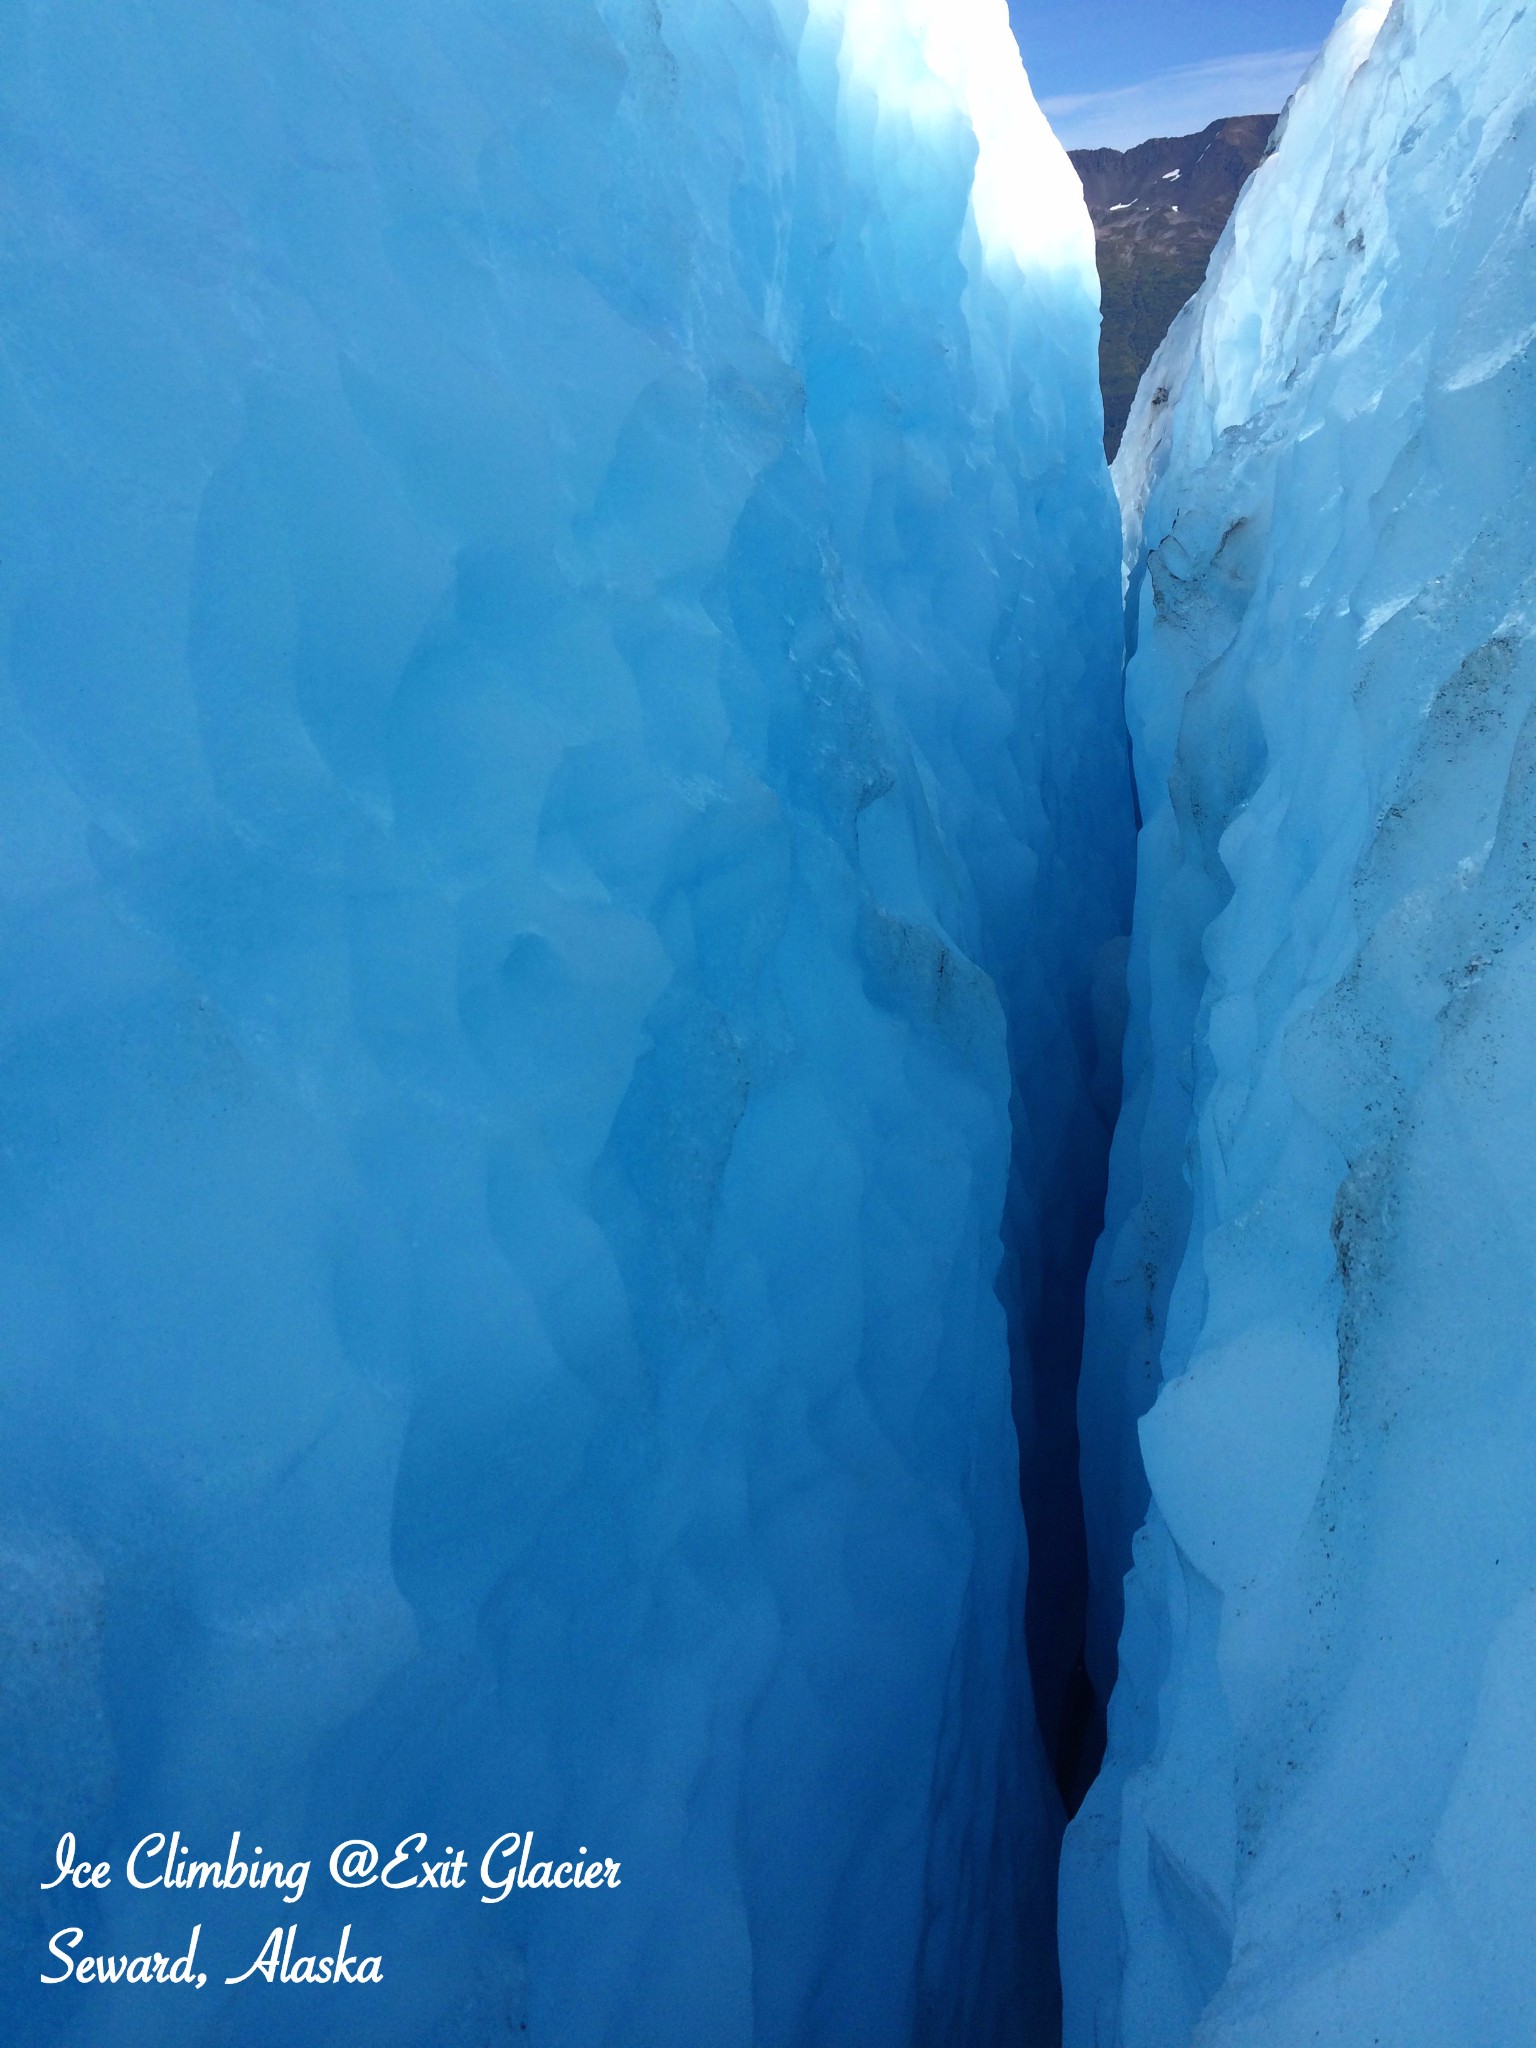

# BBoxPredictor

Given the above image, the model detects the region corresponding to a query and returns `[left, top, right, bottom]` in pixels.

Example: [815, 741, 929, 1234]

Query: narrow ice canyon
[1, 1, 1533, 2044]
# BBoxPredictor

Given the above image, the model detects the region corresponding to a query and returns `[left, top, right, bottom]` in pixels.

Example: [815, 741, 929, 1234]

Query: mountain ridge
[1071, 114, 1278, 456]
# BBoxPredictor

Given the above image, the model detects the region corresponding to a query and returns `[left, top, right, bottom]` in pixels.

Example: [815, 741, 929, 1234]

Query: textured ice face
[0, 3, 1127, 2043]
[810, 0, 1099, 274]
[1066, 0, 1536, 2041]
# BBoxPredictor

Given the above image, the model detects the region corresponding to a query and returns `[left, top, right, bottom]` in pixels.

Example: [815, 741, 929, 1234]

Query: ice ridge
[1065, 0, 1536, 2040]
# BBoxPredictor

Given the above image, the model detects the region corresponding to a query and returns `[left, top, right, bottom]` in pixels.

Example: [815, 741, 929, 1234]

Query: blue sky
[1010, 0, 1345, 149]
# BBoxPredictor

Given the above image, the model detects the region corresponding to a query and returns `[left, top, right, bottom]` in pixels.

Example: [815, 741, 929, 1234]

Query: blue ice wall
[1065, 0, 1536, 2040]
[0, 3, 1128, 2042]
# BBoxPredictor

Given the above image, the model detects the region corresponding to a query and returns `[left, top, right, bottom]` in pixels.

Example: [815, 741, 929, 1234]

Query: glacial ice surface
[1065, 0, 1536, 2040]
[0, 3, 1129, 2043]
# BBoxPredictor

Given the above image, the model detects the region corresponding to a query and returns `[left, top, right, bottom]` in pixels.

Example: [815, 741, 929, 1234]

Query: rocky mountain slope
[1071, 115, 1277, 455]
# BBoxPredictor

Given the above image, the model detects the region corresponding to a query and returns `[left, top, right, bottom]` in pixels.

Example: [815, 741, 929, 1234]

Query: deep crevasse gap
[0, 3, 1130, 2043]
[1065, 0, 1536, 2039]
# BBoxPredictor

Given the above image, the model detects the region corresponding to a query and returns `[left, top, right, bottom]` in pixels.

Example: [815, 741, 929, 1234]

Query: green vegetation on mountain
[1071, 115, 1278, 457]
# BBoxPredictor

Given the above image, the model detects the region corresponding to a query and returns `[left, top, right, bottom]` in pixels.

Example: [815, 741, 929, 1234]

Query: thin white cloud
[1039, 48, 1318, 152]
